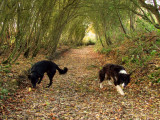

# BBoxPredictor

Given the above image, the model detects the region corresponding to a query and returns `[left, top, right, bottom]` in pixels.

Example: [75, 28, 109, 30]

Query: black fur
[99, 64, 131, 88]
[28, 60, 68, 88]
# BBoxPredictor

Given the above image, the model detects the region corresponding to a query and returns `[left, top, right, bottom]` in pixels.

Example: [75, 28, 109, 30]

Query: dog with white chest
[99, 64, 132, 95]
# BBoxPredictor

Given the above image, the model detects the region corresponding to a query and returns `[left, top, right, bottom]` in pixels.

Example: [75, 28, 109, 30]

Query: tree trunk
[116, 9, 127, 35]
[104, 32, 112, 46]
[130, 11, 135, 31]
[97, 34, 104, 48]
[138, 0, 160, 25]
[3, 2, 21, 64]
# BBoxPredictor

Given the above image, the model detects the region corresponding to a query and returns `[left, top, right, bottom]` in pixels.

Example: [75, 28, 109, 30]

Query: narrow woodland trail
[3, 46, 160, 119]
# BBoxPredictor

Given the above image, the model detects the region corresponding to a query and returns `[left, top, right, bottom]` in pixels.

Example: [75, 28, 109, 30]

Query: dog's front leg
[113, 77, 125, 96]
[100, 83, 103, 89]
[115, 85, 125, 95]
[38, 75, 44, 84]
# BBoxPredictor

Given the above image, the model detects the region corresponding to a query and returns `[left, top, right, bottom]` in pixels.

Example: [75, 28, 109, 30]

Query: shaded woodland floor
[1, 46, 160, 119]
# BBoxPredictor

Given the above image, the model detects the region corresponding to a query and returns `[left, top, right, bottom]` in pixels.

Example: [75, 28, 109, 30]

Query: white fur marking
[100, 83, 103, 89]
[108, 81, 113, 85]
[116, 85, 125, 95]
[119, 70, 127, 74]
[122, 83, 125, 88]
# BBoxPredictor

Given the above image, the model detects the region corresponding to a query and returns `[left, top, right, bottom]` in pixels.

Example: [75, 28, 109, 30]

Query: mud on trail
[1, 46, 160, 119]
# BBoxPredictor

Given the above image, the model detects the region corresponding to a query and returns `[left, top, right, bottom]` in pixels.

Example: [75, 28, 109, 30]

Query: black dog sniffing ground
[28, 60, 68, 88]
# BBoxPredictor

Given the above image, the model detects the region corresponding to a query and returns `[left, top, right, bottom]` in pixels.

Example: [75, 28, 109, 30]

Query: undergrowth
[0, 65, 12, 100]
[0, 64, 28, 100]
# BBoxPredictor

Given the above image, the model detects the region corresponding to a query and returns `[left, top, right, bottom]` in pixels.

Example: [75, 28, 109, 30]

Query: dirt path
[2, 46, 160, 119]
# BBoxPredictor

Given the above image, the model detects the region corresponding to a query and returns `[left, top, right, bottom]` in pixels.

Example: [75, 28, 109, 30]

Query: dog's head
[119, 73, 131, 88]
[28, 74, 38, 88]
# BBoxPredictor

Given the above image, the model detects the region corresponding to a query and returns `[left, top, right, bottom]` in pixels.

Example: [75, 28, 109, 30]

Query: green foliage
[99, 48, 112, 54]
[1, 0, 160, 63]
[136, 18, 157, 32]
[86, 65, 98, 70]
[0, 88, 9, 100]
[1, 45, 8, 49]
[121, 39, 158, 67]
[1, 89, 8, 95]
[60, 17, 88, 47]
[0, 65, 11, 73]
[148, 68, 160, 83]
[84, 40, 95, 46]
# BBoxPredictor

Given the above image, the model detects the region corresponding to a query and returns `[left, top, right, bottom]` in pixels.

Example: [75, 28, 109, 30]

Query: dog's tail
[56, 65, 68, 74]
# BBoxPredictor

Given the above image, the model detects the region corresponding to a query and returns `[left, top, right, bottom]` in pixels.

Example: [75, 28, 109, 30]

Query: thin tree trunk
[101, 12, 112, 46]
[96, 27, 104, 47]
[3, 2, 21, 64]
[32, 25, 42, 58]
[98, 35, 104, 48]
[130, 11, 135, 31]
[104, 32, 110, 46]
[148, 10, 156, 24]
[0, 0, 7, 46]
[116, 9, 127, 35]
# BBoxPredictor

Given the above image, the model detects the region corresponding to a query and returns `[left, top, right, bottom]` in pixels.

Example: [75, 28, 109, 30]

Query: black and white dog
[99, 64, 131, 95]
[28, 60, 68, 88]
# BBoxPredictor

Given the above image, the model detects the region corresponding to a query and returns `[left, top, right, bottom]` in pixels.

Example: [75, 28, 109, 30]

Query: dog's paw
[100, 83, 103, 89]
[120, 92, 125, 96]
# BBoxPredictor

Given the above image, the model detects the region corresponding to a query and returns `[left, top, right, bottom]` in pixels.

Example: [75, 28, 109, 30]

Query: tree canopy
[0, 0, 160, 63]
